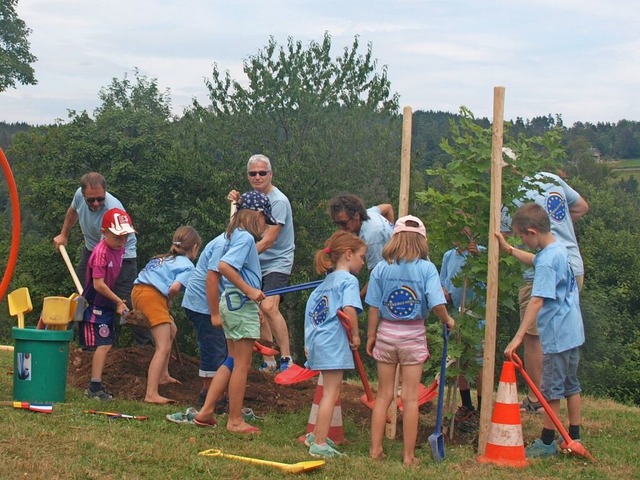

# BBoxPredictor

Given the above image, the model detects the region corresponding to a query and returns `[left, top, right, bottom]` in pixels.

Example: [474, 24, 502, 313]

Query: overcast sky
[2, 0, 638, 126]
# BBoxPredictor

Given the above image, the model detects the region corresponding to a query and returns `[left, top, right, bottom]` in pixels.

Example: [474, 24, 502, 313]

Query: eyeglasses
[248, 171, 270, 177]
[85, 196, 106, 204]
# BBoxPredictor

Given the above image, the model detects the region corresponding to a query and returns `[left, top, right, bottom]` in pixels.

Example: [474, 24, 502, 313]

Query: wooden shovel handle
[59, 245, 84, 295]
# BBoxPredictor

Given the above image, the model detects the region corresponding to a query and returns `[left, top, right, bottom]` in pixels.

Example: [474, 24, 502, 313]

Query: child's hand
[116, 301, 128, 316]
[366, 337, 375, 356]
[495, 232, 512, 254]
[350, 334, 361, 350]
[227, 190, 240, 204]
[504, 336, 523, 359]
[247, 288, 265, 304]
[210, 313, 223, 328]
[445, 315, 455, 331]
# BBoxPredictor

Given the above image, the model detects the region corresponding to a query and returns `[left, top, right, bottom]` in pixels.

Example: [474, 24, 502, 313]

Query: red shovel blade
[274, 364, 319, 385]
[398, 381, 439, 411]
[253, 341, 279, 356]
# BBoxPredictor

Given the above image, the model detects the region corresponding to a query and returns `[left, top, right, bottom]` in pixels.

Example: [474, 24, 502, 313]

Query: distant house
[591, 147, 603, 163]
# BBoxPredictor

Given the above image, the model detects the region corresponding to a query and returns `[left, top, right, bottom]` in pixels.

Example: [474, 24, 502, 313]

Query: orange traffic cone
[297, 373, 345, 445]
[478, 361, 528, 467]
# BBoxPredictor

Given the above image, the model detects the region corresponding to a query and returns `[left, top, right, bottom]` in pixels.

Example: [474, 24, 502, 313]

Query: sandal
[193, 416, 218, 428]
[519, 396, 544, 413]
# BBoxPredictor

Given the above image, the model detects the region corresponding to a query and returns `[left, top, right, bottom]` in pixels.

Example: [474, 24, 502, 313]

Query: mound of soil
[66, 345, 475, 446]
[66, 345, 373, 423]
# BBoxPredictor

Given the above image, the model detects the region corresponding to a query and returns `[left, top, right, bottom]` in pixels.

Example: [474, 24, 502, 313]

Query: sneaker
[309, 442, 345, 458]
[519, 396, 544, 414]
[455, 406, 480, 432]
[304, 433, 336, 448]
[259, 362, 277, 373]
[279, 357, 292, 372]
[85, 388, 114, 401]
[525, 438, 558, 458]
[166, 407, 199, 424]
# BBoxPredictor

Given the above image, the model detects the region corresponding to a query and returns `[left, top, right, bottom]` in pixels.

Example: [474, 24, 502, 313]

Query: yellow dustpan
[8, 287, 33, 328]
[199, 449, 325, 474]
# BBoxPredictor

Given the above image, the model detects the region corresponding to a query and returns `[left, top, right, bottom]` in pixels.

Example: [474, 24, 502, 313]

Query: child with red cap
[81, 208, 136, 400]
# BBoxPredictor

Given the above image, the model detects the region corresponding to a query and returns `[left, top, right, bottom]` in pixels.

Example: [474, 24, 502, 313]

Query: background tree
[0, 0, 37, 92]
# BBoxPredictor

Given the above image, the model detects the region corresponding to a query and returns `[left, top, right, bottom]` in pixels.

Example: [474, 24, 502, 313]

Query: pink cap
[393, 215, 426, 237]
[101, 208, 136, 236]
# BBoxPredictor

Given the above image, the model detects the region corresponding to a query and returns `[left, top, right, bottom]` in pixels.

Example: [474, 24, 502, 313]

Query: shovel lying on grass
[84, 409, 149, 421]
[1, 401, 53, 413]
[199, 448, 325, 474]
[337, 310, 376, 410]
[510, 353, 596, 462]
[428, 324, 450, 462]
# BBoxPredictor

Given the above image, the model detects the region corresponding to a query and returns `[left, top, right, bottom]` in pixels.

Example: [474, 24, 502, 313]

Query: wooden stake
[385, 106, 413, 440]
[477, 86, 505, 456]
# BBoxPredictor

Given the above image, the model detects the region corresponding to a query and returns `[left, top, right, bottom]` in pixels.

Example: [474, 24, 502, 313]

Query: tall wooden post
[385, 106, 413, 439]
[478, 87, 505, 455]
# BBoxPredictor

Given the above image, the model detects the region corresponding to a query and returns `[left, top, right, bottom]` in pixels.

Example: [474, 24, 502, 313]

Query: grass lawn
[1, 351, 639, 479]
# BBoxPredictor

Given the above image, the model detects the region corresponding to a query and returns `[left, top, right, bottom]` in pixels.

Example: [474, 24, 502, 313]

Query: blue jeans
[184, 308, 228, 377]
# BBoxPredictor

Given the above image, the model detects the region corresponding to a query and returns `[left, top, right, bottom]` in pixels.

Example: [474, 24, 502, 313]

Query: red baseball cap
[101, 208, 136, 236]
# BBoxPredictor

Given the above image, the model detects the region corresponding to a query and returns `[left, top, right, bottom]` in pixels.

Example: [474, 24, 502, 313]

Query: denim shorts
[372, 319, 429, 365]
[184, 308, 228, 378]
[220, 289, 260, 341]
[540, 347, 582, 401]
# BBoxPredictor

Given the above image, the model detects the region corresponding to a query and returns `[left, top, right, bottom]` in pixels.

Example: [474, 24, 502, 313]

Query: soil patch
[67, 345, 473, 446]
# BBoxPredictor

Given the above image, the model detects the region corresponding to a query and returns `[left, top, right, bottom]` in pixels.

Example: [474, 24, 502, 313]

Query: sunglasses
[85, 196, 106, 204]
[248, 171, 270, 177]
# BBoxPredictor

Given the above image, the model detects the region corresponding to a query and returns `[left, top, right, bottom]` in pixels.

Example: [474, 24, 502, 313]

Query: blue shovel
[428, 323, 450, 462]
[225, 280, 323, 311]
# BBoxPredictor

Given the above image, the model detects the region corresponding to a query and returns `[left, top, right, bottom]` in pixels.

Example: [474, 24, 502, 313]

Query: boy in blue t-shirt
[498, 203, 585, 458]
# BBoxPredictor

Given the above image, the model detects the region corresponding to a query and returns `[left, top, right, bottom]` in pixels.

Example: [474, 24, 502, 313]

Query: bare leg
[312, 370, 343, 445]
[566, 393, 582, 426]
[370, 362, 396, 459]
[91, 345, 112, 381]
[260, 296, 291, 359]
[543, 398, 561, 431]
[159, 322, 180, 384]
[226, 338, 258, 433]
[524, 333, 542, 402]
[145, 323, 175, 404]
[194, 360, 233, 424]
[259, 316, 276, 365]
[399, 364, 423, 466]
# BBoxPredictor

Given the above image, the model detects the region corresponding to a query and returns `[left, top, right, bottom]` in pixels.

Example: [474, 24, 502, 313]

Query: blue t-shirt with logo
[365, 259, 446, 321]
[181, 235, 226, 314]
[532, 241, 585, 354]
[360, 206, 394, 270]
[304, 270, 362, 370]
[135, 255, 195, 297]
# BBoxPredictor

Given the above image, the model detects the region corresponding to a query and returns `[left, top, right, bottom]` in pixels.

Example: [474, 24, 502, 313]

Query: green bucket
[12, 327, 74, 403]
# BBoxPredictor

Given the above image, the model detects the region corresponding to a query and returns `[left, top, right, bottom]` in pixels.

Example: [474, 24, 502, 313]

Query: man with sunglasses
[328, 193, 395, 297]
[53, 172, 152, 347]
[228, 155, 295, 372]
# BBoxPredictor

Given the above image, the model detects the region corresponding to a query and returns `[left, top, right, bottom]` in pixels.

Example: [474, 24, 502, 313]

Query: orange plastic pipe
[0, 147, 21, 301]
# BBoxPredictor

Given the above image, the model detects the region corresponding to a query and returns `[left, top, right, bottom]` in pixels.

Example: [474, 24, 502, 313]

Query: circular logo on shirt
[309, 296, 329, 327]
[98, 324, 111, 338]
[383, 285, 421, 319]
[545, 192, 567, 223]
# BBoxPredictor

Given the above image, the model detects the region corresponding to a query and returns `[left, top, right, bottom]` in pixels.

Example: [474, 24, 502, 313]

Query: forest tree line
[1, 34, 639, 405]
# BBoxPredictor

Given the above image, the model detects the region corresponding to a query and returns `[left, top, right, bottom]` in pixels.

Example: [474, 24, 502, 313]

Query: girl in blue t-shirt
[365, 215, 455, 466]
[132, 226, 201, 404]
[303, 231, 367, 458]
[192, 191, 277, 434]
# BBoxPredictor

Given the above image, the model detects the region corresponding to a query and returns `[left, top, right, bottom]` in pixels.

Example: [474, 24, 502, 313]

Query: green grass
[1, 352, 639, 479]
[613, 158, 640, 169]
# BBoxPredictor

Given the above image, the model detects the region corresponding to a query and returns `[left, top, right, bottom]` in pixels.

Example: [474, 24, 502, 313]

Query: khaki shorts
[220, 288, 260, 341]
[519, 275, 584, 335]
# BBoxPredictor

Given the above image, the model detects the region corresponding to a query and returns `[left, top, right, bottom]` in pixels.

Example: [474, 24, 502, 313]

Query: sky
[1, 0, 639, 126]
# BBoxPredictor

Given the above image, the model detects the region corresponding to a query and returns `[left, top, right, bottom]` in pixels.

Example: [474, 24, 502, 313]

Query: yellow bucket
[41, 296, 77, 330]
